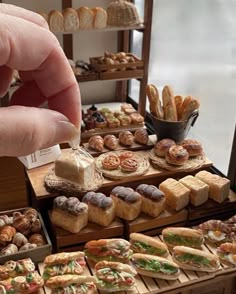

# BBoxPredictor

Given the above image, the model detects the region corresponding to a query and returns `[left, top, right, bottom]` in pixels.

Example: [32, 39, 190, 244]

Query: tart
[102, 154, 120, 170]
[121, 158, 139, 172]
[119, 151, 134, 162]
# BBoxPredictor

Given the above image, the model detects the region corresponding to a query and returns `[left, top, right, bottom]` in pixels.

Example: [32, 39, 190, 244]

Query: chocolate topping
[111, 186, 141, 203]
[54, 196, 87, 215]
[83, 192, 113, 209]
[136, 184, 165, 202]
[54, 196, 67, 208]
[100, 197, 113, 209]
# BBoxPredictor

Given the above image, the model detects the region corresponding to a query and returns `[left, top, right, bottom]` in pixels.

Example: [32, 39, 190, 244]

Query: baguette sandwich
[217, 242, 236, 265]
[172, 246, 220, 272]
[130, 233, 168, 257]
[0, 272, 44, 294]
[43, 252, 86, 280]
[46, 275, 96, 294]
[131, 253, 180, 280]
[0, 258, 35, 280]
[162, 227, 204, 249]
[84, 238, 132, 263]
[95, 261, 137, 292]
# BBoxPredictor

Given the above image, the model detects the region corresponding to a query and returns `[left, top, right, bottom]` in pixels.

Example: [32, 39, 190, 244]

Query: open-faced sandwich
[0, 258, 35, 280]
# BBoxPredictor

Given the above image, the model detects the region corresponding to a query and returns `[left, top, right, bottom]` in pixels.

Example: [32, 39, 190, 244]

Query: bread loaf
[48, 10, 64, 32]
[63, 8, 79, 32]
[179, 96, 200, 121]
[179, 175, 209, 206]
[159, 178, 190, 211]
[77, 7, 94, 29]
[195, 170, 230, 203]
[92, 7, 107, 29]
[162, 85, 178, 121]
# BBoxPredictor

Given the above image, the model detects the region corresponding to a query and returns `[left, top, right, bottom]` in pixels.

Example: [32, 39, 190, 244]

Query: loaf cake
[195, 170, 230, 203]
[159, 178, 190, 211]
[136, 184, 165, 217]
[179, 175, 209, 206]
[111, 186, 141, 220]
[51, 196, 88, 233]
[82, 192, 115, 226]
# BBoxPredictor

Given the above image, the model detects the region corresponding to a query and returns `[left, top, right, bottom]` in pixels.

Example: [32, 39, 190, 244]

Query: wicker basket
[107, 0, 141, 26]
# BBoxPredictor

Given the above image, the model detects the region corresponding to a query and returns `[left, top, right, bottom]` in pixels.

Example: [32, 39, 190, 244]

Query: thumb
[0, 106, 79, 157]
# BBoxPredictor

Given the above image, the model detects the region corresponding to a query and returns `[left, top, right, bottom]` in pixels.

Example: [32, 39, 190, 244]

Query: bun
[95, 261, 136, 275]
[111, 186, 141, 220]
[77, 7, 94, 29]
[48, 10, 64, 32]
[51, 197, 88, 233]
[130, 233, 168, 257]
[130, 112, 144, 124]
[92, 7, 107, 29]
[159, 178, 190, 211]
[173, 246, 220, 272]
[162, 85, 178, 121]
[63, 8, 79, 32]
[136, 184, 165, 217]
[162, 227, 204, 249]
[104, 135, 118, 150]
[82, 192, 115, 226]
[119, 131, 134, 146]
[165, 145, 189, 165]
[134, 128, 149, 145]
[179, 175, 209, 206]
[181, 139, 203, 157]
[154, 139, 176, 157]
[131, 253, 180, 280]
[195, 170, 230, 203]
[88, 135, 104, 152]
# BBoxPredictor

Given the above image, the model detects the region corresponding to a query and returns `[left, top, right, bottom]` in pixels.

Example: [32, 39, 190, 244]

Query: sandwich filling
[51, 282, 96, 294]
[96, 267, 135, 290]
[174, 252, 217, 268]
[131, 240, 167, 256]
[43, 258, 86, 280]
[132, 259, 179, 275]
[163, 233, 202, 248]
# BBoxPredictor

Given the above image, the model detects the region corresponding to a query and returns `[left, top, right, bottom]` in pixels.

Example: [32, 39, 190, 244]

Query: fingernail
[55, 121, 80, 146]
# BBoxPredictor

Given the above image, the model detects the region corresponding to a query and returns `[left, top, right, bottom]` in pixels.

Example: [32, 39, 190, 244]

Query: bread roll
[159, 178, 190, 211]
[77, 7, 94, 29]
[165, 145, 189, 166]
[134, 128, 149, 145]
[181, 139, 203, 157]
[195, 170, 230, 203]
[48, 10, 64, 32]
[136, 184, 165, 217]
[92, 7, 107, 29]
[179, 175, 209, 206]
[111, 186, 141, 220]
[119, 131, 134, 146]
[154, 139, 176, 157]
[82, 192, 115, 226]
[162, 85, 178, 121]
[63, 8, 79, 32]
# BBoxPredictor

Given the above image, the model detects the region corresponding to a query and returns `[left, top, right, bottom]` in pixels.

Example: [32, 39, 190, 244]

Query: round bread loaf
[165, 145, 189, 166]
[181, 139, 203, 157]
[154, 139, 176, 157]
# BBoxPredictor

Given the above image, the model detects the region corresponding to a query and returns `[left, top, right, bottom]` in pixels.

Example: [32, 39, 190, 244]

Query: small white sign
[18, 145, 61, 169]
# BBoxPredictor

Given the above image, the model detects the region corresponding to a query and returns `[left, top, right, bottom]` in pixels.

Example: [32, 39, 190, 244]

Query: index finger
[0, 13, 81, 128]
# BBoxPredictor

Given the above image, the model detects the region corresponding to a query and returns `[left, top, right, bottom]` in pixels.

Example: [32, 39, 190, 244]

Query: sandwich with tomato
[95, 261, 137, 292]
[43, 251, 86, 280]
[84, 239, 132, 263]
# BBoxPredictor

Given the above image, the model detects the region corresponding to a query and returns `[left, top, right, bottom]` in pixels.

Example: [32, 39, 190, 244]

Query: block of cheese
[159, 178, 190, 211]
[55, 151, 95, 188]
[195, 170, 230, 203]
[179, 175, 209, 206]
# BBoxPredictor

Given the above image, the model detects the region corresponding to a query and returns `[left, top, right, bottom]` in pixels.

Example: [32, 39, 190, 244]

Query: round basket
[96, 151, 150, 180]
[149, 149, 206, 172]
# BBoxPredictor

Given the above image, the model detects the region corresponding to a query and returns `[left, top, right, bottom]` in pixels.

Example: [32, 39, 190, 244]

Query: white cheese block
[159, 178, 190, 211]
[195, 170, 230, 203]
[179, 175, 209, 206]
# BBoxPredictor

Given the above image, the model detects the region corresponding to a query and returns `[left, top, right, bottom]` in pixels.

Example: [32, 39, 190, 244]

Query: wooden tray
[0, 208, 52, 264]
[83, 136, 155, 157]
[75, 71, 98, 83]
[99, 69, 144, 80]
[96, 151, 150, 180]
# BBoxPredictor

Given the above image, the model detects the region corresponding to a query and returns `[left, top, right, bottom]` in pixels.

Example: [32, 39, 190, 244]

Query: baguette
[173, 246, 220, 272]
[174, 95, 183, 120]
[146, 84, 164, 119]
[162, 227, 204, 249]
[44, 251, 85, 265]
[162, 85, 178, 121]
[131, 253, 180, 280]
[179, 96, 200, 121]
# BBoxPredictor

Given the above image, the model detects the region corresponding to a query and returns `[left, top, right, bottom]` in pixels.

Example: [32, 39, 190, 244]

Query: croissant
[13, 212, 31, 236]
[28, 234, 46, 247]
[119, 131, 134, 146]
[219, 242, 236, 253]
[1, 244, 18, 256]
[104, 135, 118, 150]
[199, 220, 231, 233]
[0, 215, 13, 227]
[88, 135, 104, 151]
[12, 232, 28, 248]
[31, 219, 42, 233]
[0, 226, 16, 242]
[24, 208, 38, 222]
[226, 215, 236, 224]
[19, 243, 37, 252]
[134, 128, 149, 145]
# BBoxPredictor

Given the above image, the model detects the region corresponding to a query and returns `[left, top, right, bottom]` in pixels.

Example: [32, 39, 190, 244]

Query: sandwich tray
[38, 235, 236, 294]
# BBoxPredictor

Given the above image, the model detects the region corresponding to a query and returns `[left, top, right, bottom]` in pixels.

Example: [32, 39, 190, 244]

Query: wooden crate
[0, 208, 52, 264]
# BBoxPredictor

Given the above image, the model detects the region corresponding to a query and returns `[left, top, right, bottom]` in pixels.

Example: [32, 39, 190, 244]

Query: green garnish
[176, 253, 210, 266]
[136, 259, 161, 272]
[133, 241, 167, 256]
[161, 263, 179, 274]
[26, 273, 33, 283]
[164, 233, 202, 248]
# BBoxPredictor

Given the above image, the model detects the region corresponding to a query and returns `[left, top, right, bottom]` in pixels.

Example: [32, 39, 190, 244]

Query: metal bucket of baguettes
[146, 84, 199, 143]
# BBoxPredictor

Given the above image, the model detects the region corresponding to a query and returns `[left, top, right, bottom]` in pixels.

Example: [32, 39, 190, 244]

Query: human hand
[0, 4, 81, 156]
